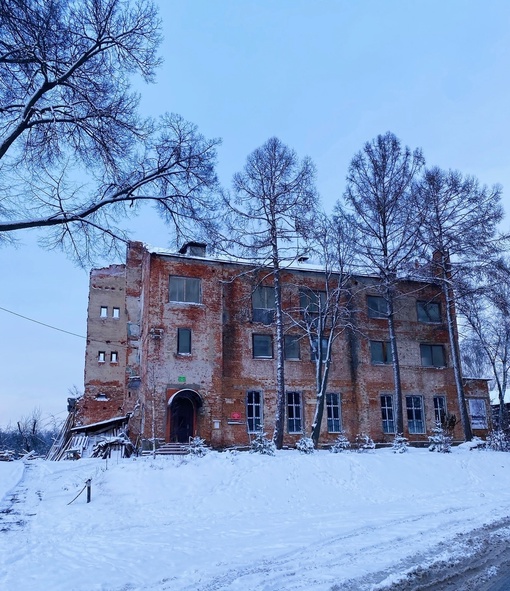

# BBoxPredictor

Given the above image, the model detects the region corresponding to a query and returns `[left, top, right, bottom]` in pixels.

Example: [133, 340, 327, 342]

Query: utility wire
[0, 305, 86, 339]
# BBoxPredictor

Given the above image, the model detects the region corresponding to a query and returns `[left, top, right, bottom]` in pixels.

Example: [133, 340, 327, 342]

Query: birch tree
[0, 0, 220, 264]
[416, 166, 505, 440]
[226, 137, 318, 449]
[339, 132, 425, 434]
[293, 214, 355, 447]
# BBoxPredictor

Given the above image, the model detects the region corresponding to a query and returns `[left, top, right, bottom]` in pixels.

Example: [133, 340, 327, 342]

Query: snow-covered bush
[296, 437, 315, 454]
[486, 430, 510, 452]
[330, 433, 351, 453]
[187, 436, 208, 457]
[354, 433, 375, 452]
[391, 433, 409, 453]
[428, 422, 452, 453]
[250, 432, 276, 456]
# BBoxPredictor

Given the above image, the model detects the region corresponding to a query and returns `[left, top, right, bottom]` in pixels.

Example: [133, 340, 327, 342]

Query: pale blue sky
[2, 0, 510, 427]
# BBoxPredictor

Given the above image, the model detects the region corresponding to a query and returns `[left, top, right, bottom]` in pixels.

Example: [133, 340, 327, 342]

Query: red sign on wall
[231, 412, 242, 420]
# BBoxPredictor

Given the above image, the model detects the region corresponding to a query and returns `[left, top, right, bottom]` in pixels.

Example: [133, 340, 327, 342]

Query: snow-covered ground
[1, 446, 510, 591]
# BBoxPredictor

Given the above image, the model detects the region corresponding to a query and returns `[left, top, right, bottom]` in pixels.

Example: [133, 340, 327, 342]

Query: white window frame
[406, 395, 425, 434]
[110, 351, 118, 363]
[381, 394, 395, 434]
[169, 276, 201, 304]
[433, 395, 447, 424]
[100, 306, 108, 318]
[287, 391, 303, 433]
[246, 390, 263, 433]
[112, 307, 120, 319]
[326, 393, 342, 433]
[98, 351, 106, 363]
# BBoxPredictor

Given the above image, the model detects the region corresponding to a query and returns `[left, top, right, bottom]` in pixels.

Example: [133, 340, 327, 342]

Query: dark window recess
[246, 390, 263, 432]
[420, 344, 446, 367]
[417, 301, 441, 323]
[326, 393, 341, 432]
[284, 335, 300, 360]
[367, 296, 387, 318]
[287, 391, 302, 433]
[169, 276, 201, 303]
[370, 341, 393, 364]
[253, 334, 273, 358]
[177, 328, 192, 354]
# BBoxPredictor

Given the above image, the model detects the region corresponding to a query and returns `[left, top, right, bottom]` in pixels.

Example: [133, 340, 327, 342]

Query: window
[433, 395, 447, 424]
[310, 337, 328, 361]
[381, 395, 395, 434]
[406, 395, 425, 434]
[177, 328, 191, 354]
[326, 393, 342, 433]
[287, 391, 302, 433]
[112, 307, 120, 319]
[100, 306, 108, 318]
[367, 296, 387, 318]
[299, 288, 326, 314]
[98, 351, 106, 363]
[370, 341, 393, 364]
[284, 335, 300, 360]
[246, 390, 263, 432]
[417, 301, 441, 323]
[252, 286, 275, 324]
[110, 351, 118, 363]
[253, 334, 273, 358]
[469, 399, 488, 429]
[420, 344, 446, 368]
[169, 276, 201, 303]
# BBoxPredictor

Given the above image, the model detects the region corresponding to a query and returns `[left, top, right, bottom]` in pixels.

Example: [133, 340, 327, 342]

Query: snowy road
[1, 448, 510, 591]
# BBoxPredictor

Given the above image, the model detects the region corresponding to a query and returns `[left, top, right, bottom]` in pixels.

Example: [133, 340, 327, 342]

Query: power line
[0, 305, 86, 339]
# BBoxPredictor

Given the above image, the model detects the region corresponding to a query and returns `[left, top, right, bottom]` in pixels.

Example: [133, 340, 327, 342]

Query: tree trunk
[272, 265, 286, 449]
[386, 286, 404, 435]
[442, 259, 473, 441]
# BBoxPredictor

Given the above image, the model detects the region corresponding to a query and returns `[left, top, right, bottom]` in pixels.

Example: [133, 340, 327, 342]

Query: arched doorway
[167, 390, 202, 443]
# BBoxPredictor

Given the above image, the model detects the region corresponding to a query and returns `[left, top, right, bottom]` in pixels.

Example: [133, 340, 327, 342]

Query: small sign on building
[178, 376, 186, 383]
[231, 412, 241, 420]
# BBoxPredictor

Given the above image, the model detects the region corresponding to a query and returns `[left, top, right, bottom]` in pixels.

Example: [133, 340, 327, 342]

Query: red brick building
[78, 241, 490, 448]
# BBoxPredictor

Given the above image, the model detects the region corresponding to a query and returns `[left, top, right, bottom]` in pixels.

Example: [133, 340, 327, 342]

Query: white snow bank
[1, 447, 510, 591]
[0, 461, 24, 500]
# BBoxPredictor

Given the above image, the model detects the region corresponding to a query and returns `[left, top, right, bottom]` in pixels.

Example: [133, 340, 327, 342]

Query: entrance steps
[142, 443, 189, 456]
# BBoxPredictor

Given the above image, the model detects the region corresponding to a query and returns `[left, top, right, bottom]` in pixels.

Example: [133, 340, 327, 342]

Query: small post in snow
[86, 478, 91, 503]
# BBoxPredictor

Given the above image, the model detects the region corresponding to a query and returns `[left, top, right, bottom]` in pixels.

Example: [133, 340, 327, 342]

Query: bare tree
[459, 273, 510, 431]
[416, 167, 506, 440]
[0, 0, 220, 264]
[291, 214, 355, 447]
[339, 132, 425, 435]
[226, 137, 318, 449]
